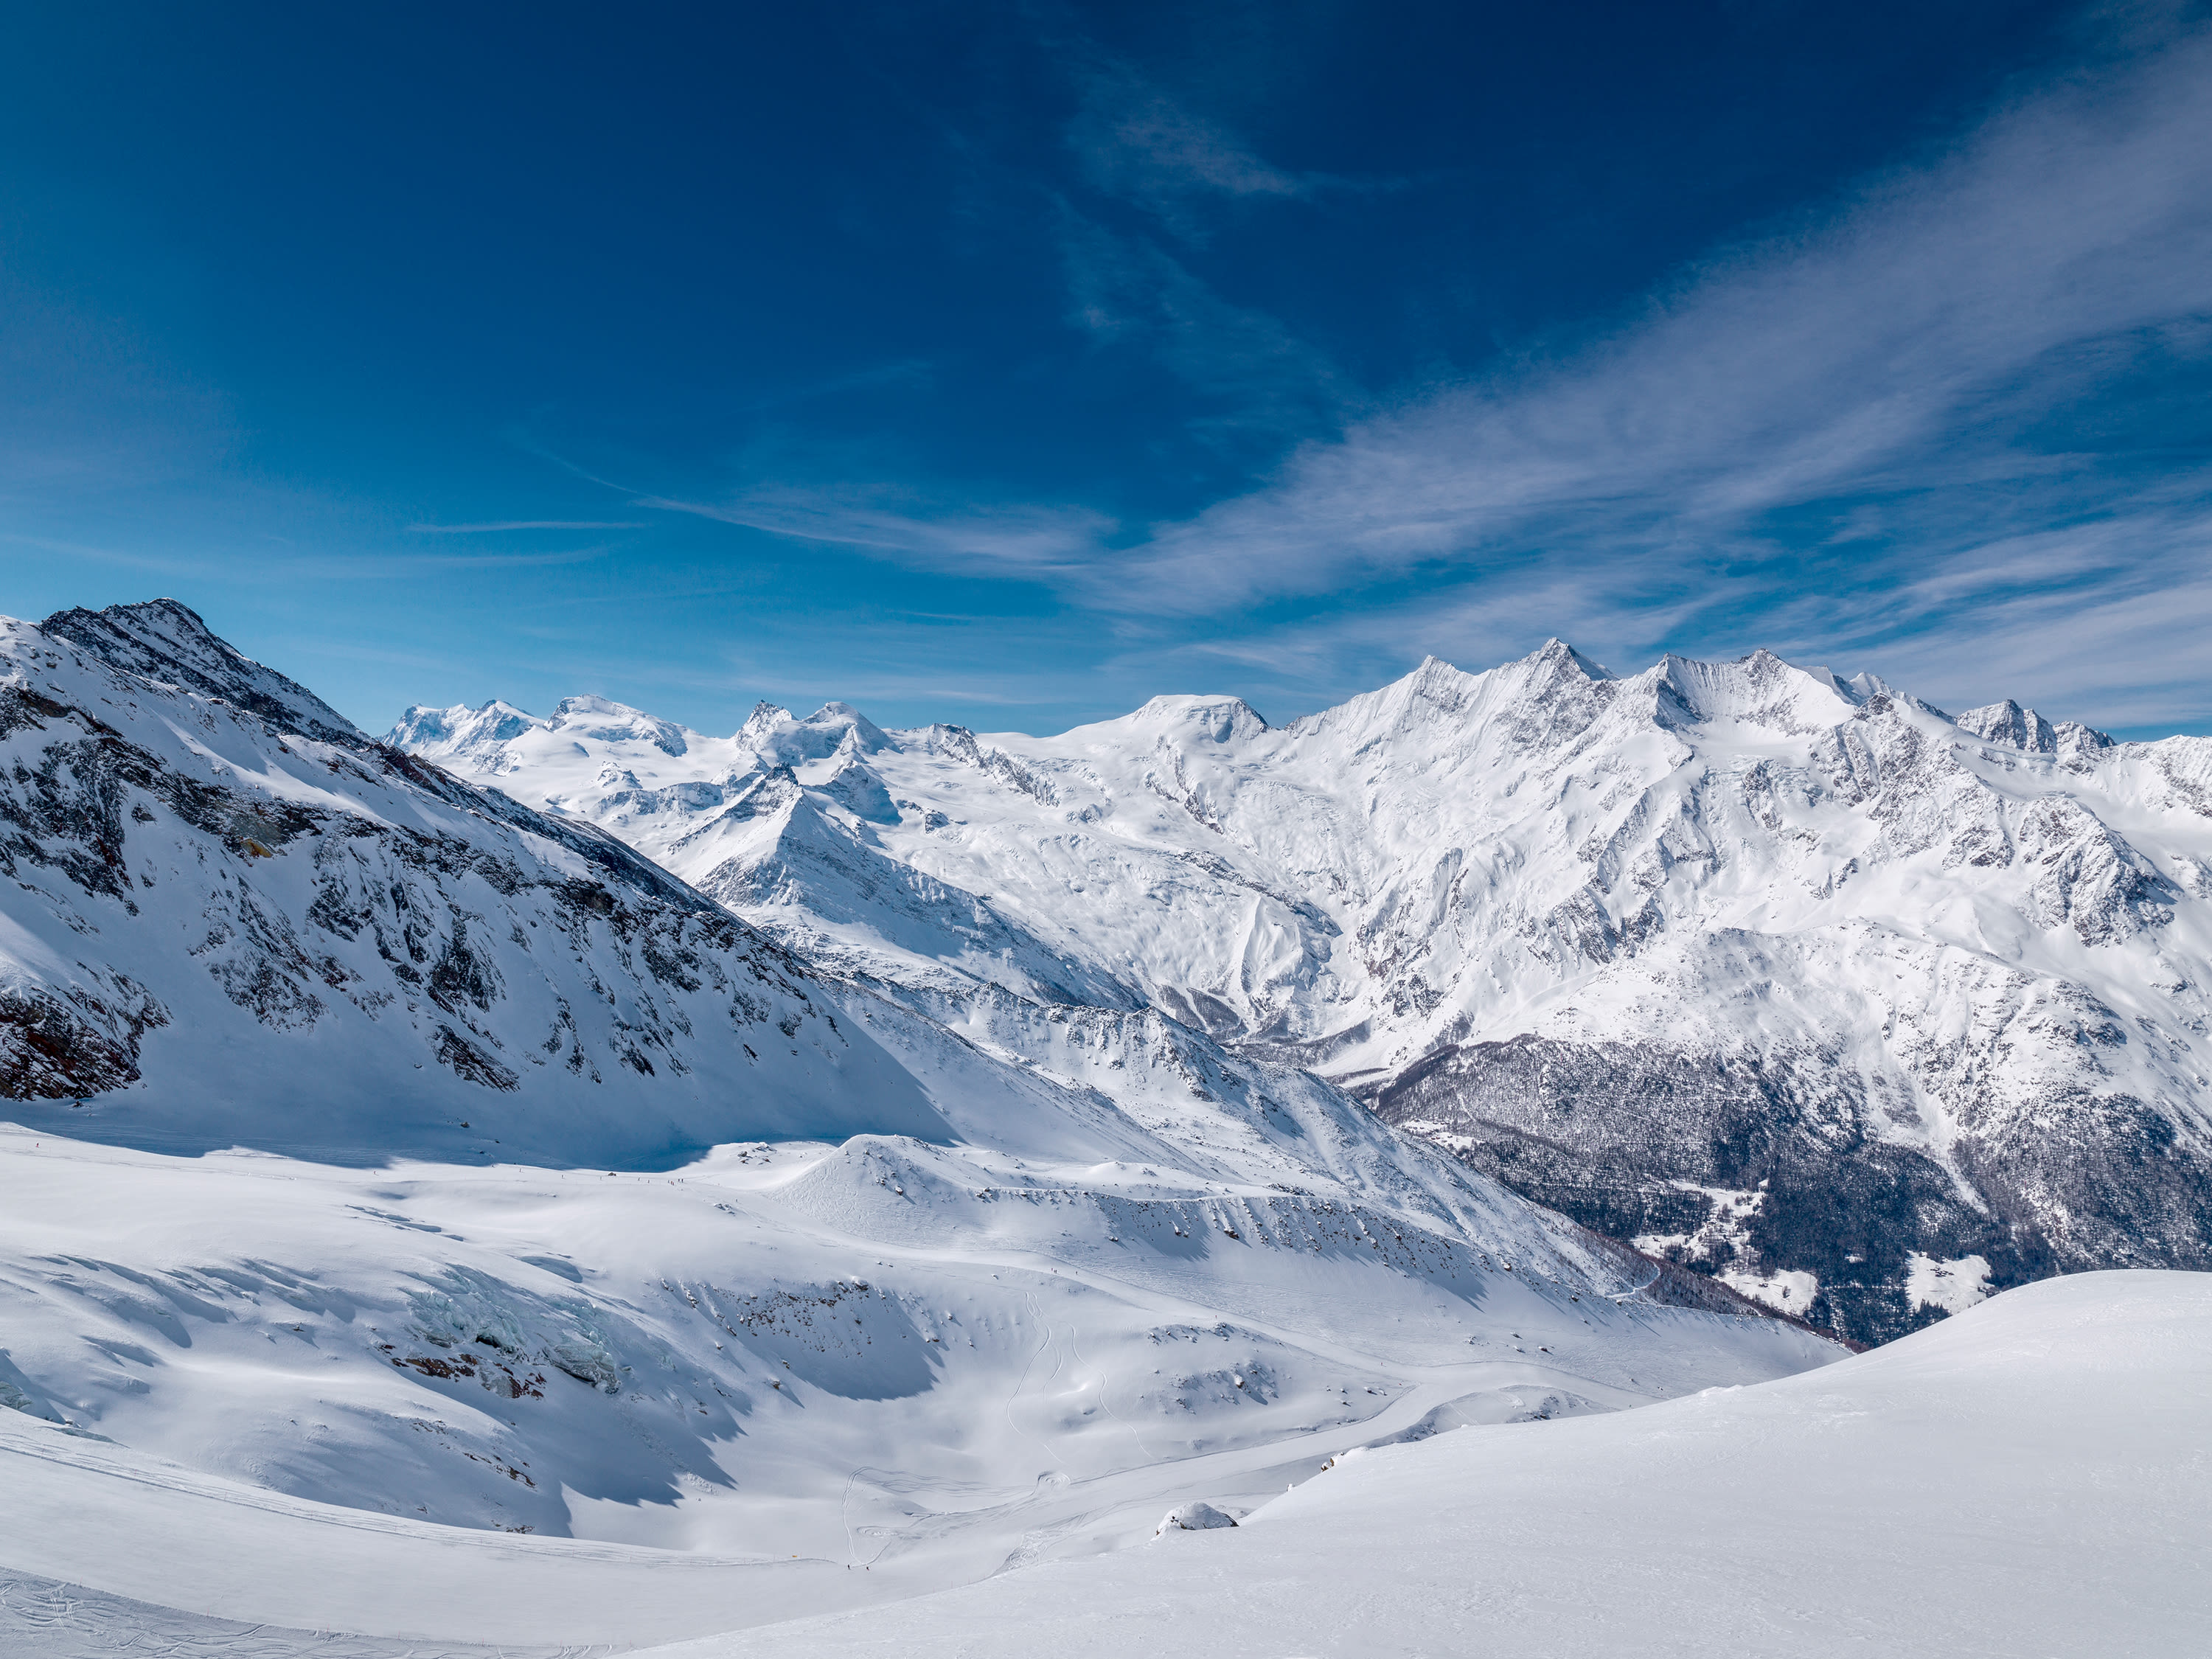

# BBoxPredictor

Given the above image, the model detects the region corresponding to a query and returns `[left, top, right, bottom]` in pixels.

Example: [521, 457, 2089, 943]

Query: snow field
[629, 1270, 2212, 1658]
[0, 1120, 1837, 1646]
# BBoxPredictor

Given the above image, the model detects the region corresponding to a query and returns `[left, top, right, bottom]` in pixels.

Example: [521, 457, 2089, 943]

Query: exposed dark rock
[1368, 1032, 2207, 1346]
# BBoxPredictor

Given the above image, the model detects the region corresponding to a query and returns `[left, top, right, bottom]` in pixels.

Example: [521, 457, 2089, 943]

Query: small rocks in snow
[1155, 1501, 1237, 1536]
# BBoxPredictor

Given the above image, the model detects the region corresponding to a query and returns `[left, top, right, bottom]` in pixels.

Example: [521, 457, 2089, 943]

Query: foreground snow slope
[400, 645, 2212, 1341]
[0, 1121, 1836, 1650]
[2, 1270, 2194, 1657]
[633, 1270, 2212, 1659]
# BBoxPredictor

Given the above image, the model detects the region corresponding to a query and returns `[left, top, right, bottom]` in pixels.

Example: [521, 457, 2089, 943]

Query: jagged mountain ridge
[0, 608, 942, 1162]
[398, 641, 2212, 1343]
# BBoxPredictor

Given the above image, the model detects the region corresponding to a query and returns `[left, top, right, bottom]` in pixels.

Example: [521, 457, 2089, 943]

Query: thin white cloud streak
[1066, 64, 1398, 238]
[1128, 501, 2212, 732]
[1116, 30, 2212, 608]
[1815, 512, 2212, 728]
[307, 546, 620, 575]
[0, 531, 216, 577]
[1070, 72, 1307, 215]
[637, 487, 1116, 575]
[408, 520, 647, 533]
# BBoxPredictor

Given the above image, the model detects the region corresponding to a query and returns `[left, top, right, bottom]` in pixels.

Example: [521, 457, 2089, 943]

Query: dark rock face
[1364, 1033, 2208, 1345]
[41, 599, 365, 748]
[0, 984, 167, 1098]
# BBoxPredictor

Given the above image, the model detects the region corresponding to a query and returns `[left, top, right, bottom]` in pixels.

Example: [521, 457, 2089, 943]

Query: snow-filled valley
[0, 1121, 1837, 1650]
[4, 598, 2208, 1655]
[4, 1257, 2202, 1657]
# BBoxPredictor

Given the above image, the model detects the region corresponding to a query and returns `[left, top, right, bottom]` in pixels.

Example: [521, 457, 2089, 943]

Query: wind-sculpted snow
[404, 639, 2212, 1343]
[627, 1271, 2212, 1659]
[0, 1121, 1835, 1641]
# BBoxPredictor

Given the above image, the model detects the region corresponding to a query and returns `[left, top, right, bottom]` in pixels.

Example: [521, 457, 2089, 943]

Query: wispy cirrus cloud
[1048, 21, 2212, 727]
[408, 520, 647, 533]
[1070, 72, 1310, 213]
[639, 486, 1115, 577]
[1066, 64, 1397, 236]
[1124, 501, 2212, 734]
[556, 15, 2212, 734]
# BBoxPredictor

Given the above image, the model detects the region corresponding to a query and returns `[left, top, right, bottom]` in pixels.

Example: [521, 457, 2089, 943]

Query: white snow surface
[631, 1270, 2212, 1658]
[2, 1269, 2199, 1657]
[0, 1120, 1834, 1651]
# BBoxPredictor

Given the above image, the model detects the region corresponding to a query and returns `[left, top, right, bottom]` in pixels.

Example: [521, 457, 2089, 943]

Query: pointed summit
[41, 598, 365, 746]
[1528, 638, 1613, 681]
[1957, 700, 2058, 754]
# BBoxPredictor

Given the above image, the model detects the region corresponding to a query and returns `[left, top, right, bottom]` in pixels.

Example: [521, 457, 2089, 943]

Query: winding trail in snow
[1000, 1293, 1065, 1475]
[1068, 1324, 1158, 1465]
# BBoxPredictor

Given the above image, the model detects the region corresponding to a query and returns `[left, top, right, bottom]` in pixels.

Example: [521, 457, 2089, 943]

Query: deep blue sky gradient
[4, 2, 2208, 736]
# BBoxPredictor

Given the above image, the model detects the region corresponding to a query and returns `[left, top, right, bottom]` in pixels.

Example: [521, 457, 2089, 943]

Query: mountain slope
[400, 643, 2212, 1343]
[1, 607, 940, 1164]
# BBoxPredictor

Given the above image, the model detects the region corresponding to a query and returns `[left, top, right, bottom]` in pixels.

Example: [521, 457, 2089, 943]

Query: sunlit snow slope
[400, 643, 2212, 1342]
[2, 1270, 2197, 1657]
[636, 1270, 2212, 1659]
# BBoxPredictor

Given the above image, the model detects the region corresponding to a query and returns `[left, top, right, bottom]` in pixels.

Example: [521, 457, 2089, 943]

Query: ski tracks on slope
[1001, 1291, 1068, 1476]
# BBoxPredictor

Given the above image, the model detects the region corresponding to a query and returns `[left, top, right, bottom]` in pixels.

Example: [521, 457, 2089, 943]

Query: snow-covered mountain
[1, 599, 1837, 1582]
[2, 603, 933, 1163]
[398, 642, 2212, 1343]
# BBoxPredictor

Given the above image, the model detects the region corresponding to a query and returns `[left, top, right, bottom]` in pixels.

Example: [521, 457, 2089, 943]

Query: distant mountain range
[392, 633, 2212, 1344]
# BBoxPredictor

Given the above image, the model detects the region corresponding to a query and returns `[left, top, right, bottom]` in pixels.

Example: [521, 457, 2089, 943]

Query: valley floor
[1, 1144, 2202, 1658]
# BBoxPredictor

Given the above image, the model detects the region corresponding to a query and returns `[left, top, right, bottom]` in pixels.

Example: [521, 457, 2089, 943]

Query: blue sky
[4, 1, 2209, 737]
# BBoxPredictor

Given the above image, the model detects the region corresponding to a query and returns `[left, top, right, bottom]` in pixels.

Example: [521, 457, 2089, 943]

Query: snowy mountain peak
[1648, 646, 1862, 731]
[1958, 698, 2056, 751]
[388, 698, 546, 752]
[1121, 693, 1270, 744]
[547, 695, 692, 756]
[1529, 637, 1613, 679]
[740, 700, 897, 765]
[807, 700, 896, 753]
[41, 598, 364, 746]
[1957, 698, 2115, 758]
[737, 700, 791, 745]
